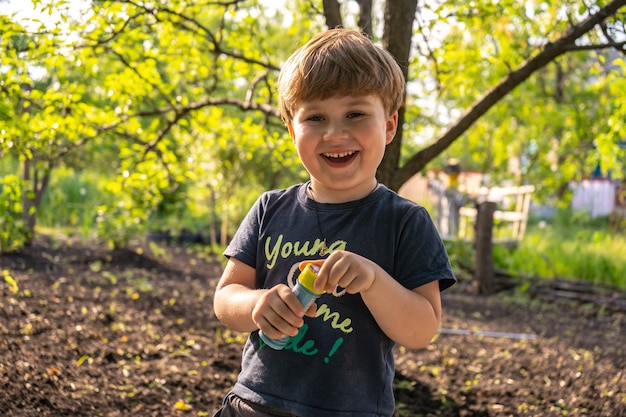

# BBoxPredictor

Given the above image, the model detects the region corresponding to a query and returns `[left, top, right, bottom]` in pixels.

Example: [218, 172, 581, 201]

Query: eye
[347, 112, 365, 119]
[307, 114, 324, 122]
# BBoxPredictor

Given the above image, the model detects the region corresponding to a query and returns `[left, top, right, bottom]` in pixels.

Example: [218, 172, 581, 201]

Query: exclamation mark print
[324, 337, 344, 363]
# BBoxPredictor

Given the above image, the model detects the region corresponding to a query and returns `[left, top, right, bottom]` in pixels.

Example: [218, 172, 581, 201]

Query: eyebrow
[299, 96, 378, 110]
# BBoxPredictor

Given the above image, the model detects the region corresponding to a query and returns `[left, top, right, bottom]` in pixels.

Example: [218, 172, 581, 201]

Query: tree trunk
[474, 201, 496, 294]
[21, 157, 52, 247]
[377, 0, 418, 189]
[322, 0, 343, 29]
[220, 209, 229, 248]
[356, 0, 373, 35]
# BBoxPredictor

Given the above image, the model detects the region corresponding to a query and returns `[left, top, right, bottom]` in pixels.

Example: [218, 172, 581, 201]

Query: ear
[287, 124, 296, 143]
[385, 111, 399, 145]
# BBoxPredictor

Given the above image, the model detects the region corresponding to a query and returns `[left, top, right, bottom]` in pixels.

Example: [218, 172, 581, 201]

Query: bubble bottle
[259, 263, 324, 350]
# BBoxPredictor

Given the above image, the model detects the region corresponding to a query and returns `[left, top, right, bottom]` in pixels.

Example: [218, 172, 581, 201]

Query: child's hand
[251, 284, 316, 339]
[313, 251, 377, 294]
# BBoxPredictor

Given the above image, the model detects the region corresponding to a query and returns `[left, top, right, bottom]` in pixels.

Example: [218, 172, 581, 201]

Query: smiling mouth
[323, 151, 357, 162]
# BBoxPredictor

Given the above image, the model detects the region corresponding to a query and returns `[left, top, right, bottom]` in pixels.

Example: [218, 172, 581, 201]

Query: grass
[446, 210, 626, 290]
[499, 219, 626, 288]
[445, 209, 626, 290]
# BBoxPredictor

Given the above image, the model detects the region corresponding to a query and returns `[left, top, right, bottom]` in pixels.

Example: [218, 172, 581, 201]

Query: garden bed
[1, 237, 624, 416]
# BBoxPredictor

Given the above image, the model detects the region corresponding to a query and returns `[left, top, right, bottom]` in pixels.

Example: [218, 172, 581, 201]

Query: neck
[307, 180, 379, 204]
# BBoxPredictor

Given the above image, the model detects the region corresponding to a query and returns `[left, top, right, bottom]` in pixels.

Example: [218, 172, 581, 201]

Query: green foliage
[0, 0, 319, 249]
[0, 175, 27, 253]
[411, 0, 626, 202]
[442, 239, 475, 274]
[94, 167, 166, 249]
[1, 0, 625, 252]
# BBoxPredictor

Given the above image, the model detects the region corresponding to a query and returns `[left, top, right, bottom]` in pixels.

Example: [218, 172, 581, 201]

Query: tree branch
[97, 97, 281, 137]
[390, 0, 626, 190]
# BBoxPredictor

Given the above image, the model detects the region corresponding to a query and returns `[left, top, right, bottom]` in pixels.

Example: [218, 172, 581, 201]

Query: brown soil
[1, 237, 625, 416]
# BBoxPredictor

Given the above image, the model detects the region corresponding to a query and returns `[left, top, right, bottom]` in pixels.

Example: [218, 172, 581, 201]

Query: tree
[2, 0, 309, 247]
[0, 15, 97, 246]
[396, 0, 626, 197]
[1, 0, 625, 249]
[312, 0, 626, 190]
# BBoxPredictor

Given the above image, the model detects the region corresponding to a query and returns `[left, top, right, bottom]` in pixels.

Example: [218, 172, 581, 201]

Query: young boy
[212, 28, 456, 417]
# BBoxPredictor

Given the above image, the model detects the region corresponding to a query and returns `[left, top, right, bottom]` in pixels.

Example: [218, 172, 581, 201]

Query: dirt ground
[1, 236, 625, 417]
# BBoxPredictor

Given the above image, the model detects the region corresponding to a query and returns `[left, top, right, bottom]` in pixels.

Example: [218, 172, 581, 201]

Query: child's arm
[313, 251, 442, 349]
[213, 258, 314, 339]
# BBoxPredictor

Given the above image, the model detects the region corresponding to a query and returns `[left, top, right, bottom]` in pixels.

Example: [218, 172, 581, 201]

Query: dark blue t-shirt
[224, 183, 455, 417]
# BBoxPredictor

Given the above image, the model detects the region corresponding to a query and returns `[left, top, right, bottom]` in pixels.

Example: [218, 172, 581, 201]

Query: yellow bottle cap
[298, 263, 324, 295]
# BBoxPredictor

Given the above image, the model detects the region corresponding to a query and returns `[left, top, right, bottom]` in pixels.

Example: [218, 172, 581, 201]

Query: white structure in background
[570, 179, 617, 218]
[399, 171, 535, 244]
[457, 184, 535, 244]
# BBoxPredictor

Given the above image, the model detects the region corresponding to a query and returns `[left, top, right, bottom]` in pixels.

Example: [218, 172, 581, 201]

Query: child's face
[288, 94, 398, 202]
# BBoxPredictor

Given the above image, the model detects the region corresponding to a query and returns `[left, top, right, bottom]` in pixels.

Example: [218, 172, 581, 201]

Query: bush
[0, 175, 27, 253]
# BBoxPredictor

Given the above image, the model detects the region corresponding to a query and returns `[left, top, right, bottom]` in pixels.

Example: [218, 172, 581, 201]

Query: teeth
[324, 151, 356, 158]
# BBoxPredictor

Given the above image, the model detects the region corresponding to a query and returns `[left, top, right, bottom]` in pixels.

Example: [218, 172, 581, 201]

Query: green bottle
[260, 263, 323, 350]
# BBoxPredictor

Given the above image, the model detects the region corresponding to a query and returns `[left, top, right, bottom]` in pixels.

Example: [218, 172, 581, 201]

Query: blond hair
[277, 28, 406, 124]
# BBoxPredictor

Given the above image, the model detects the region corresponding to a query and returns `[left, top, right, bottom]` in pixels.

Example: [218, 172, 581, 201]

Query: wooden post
[474, 201, 496, 294]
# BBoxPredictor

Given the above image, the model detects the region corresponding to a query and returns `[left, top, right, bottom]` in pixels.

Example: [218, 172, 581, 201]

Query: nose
[323, 120, 348, 141]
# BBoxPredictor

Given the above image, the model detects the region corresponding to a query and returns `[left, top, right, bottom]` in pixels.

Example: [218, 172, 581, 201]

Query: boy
[213, 28, 456, 417]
